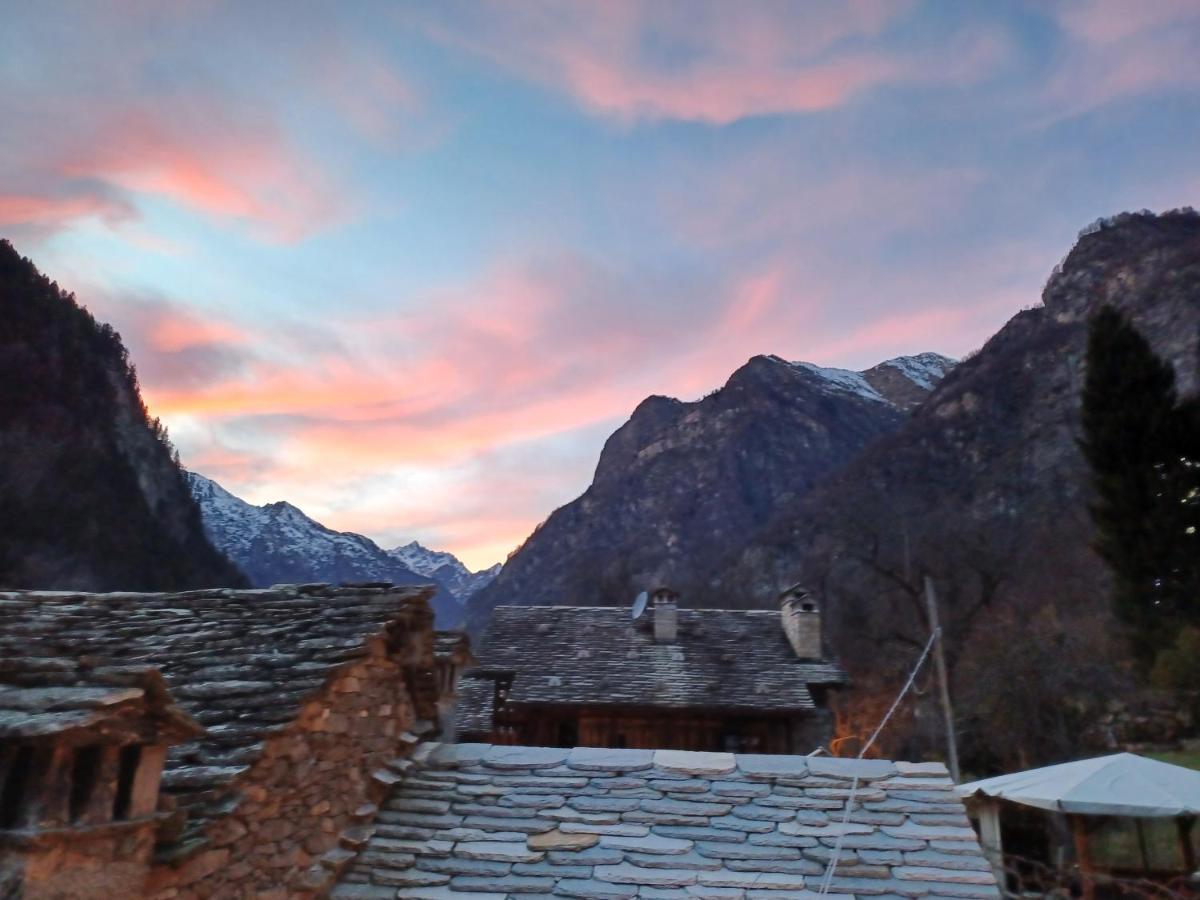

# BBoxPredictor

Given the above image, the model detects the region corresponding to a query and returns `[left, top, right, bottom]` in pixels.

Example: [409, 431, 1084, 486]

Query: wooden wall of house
[494, 706, 815, 754]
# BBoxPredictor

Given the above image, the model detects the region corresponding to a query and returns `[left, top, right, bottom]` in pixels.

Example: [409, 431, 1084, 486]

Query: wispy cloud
[417, 0, 951, 125]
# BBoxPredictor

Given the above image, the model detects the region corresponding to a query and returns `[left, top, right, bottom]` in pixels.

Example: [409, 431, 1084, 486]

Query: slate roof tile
[459, 606, 847, 728]
[338, 745, 998, 899]
[0, 583, 434, 840]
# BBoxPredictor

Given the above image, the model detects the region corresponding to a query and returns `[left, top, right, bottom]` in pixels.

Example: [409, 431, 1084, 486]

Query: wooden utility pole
[924, 576, 960, 783]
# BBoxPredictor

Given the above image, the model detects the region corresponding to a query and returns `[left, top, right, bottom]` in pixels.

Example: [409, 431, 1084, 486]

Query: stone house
[458, 586, 847, 753]
[0, 583, 465, 899]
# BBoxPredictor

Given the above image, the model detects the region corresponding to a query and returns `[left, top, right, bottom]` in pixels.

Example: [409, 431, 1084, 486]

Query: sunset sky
[4, 1, 1199, 569]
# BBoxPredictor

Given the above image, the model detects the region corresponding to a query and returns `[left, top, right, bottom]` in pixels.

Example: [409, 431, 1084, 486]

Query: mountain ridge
[468, 350, 954, 629]
[186, 471, 498, 625]
[0, 239, 245, 591]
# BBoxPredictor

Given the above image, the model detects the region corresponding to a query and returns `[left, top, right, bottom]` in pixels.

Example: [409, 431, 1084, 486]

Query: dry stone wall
[146, 641, 433, 900]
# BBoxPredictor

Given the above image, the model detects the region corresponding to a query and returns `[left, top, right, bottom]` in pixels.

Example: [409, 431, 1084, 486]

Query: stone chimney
[779, 584, 822, 659]
[652, 588, 679, 643]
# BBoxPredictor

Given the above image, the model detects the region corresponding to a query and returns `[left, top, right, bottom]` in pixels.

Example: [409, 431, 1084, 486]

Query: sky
[3, 1, 1200, 570]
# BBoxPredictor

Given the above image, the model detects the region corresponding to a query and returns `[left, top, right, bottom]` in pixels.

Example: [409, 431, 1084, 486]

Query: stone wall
[4, 820, 158, 900]
[145, 632, 435, 900]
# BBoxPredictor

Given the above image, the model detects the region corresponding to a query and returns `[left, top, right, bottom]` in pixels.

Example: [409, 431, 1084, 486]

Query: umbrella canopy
[957, 753, 1200, 818]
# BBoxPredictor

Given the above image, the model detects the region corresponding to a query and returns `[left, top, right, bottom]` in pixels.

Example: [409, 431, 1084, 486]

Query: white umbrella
[957, 752, 1200, 818]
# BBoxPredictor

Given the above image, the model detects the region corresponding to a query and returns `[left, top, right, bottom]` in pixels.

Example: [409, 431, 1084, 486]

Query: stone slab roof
[334, 743, 998, 899]
[0, 583, 433, 836]
[436, 631, 474, 664]
[454, 679, 495, 737]
[0, 665, 201, 744]
[469, 607, 846, 714]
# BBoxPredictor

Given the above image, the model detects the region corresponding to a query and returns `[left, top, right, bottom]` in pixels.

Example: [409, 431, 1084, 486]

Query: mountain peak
[184, 472, 500, 625]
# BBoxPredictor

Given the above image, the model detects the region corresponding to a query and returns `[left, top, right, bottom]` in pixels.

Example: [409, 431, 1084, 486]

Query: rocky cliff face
[186, 471, 492, 625]
[0, 240, 245, 590]
[708, 210, 1200, 766]
[467, 352, 953, 629]
[728, 210, 1200, 606]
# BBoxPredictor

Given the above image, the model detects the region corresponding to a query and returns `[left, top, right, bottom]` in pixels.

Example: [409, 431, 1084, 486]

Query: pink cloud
[419, 0, 1006, 124]
[1037, 0, 1200, 119]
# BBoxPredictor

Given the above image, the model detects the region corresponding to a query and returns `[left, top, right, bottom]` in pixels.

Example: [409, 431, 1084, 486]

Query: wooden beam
[1135, 818, 1150, 871]
[975, 799, 1005, 888]
[1179, 816, 1197, 874]
[1070, 815, 1095, 900]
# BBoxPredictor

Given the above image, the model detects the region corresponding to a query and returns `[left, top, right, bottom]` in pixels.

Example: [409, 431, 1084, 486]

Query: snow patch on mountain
[184, 471, 482, 625]
[787, 361, 888, 403]
[873, 352, 956, 390]
[390, 541, 501, 601]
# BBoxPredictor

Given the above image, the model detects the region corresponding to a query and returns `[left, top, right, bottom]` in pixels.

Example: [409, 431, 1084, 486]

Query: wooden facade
[487, 704, 824, 754]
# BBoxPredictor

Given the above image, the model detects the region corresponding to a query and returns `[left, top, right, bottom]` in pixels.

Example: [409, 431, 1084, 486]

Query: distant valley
[186, 472, 498, 626]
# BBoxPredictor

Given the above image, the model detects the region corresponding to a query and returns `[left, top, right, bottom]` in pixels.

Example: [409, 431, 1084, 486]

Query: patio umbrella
[958, 752, 1200, 818]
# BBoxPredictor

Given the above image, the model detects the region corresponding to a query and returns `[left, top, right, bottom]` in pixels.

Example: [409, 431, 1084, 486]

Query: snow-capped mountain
[185, 472, 483, 625]
[389, 541, 502, 601]
[783, 352, 956, 410]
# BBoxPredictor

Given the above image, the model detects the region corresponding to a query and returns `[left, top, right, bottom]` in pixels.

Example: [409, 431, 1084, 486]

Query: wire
[816, 629, 940, 896]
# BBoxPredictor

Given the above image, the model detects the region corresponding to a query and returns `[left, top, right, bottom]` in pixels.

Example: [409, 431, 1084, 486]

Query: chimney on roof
[652, 588, 679, 643]
[780, 584, 821, 659]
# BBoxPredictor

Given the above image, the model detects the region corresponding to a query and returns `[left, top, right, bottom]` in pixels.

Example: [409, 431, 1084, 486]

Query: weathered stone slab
[694, 843, 802, 862]
[547, 808, 620, 824]
[651, 778, 712, 794]
[728, 803, 793, 822]
[627, 850, 723, 871]
[595, 862, 700, 886]
[780, 821, 873, 837]
[555, 878, 637, 899]
[734, 755, 808, 780]
[429, 742, 489, 767]
[570, 796, 641, 813]
[642, 798, 733, 817]
[895, 866, 996, 884]
[568, 747, 655, 772]
[599, 833, 692, 854]
[500, 792, 568, 809]
[462, 814, 555, 833]
[653, 825, 746, 844]
[895, 762, 950, 777]
[549, 846, 625, 865]
[884, 823, 978, 841]
[449, 874, 557, 892]
[416, 857, 513, 877]
[710, 781, 770, 798]
[904, 850, 991, 872]
[654, 751, 737, 776]
[484, 745, 571, 769]
[528, 828, 600, 851]
[370, 868, 450, 886]
[807, 757, 897, 781]
[397, 887, 507, 900]
[561, 821, 649, 836]
[455, 841, 545, 863]
[709, 815, 776, 834]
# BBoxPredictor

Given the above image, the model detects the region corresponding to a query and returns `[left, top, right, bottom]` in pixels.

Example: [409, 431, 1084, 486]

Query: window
[0, 746, 35, 828]
[69, 745, 102, 822]
[113, 745, 141, 821]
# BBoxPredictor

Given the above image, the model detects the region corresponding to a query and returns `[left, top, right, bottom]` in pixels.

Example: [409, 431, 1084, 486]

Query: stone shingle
[459, 606, 846, 729]
[337, 743, 997, 898]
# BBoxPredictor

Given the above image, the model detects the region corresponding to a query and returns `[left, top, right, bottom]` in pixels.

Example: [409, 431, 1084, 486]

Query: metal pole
[924, 576, 960, 783]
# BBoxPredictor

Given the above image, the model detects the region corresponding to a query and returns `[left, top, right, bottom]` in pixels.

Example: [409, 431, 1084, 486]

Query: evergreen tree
[1080, 305, 1197, 663]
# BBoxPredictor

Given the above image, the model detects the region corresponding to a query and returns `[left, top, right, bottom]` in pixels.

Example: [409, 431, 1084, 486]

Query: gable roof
[469, 606, 846, 714]
[334, 743, 999, 899]
[0, 583, 433, 840]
